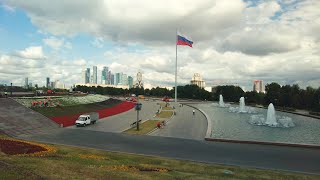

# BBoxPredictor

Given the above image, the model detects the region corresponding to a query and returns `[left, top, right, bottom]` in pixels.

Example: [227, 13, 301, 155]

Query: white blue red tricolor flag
[177, 35, 193, 47]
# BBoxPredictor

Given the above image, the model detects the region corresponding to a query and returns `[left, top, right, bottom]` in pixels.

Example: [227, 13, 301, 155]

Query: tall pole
[136, 98, 140, 131]
[175, 29, 178, 102]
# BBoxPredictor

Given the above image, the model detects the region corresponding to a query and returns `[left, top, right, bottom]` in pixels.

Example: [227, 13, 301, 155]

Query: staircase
[0, 98, 60, 137]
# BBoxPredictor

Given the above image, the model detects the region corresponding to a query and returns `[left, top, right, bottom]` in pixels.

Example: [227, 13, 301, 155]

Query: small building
[190, 73, 205, 88]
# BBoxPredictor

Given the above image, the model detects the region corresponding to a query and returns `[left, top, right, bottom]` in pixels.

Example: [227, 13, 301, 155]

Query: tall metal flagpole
[175, 29, 178, 102]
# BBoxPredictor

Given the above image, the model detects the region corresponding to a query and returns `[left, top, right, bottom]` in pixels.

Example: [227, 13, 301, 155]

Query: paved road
[68, 100, 159, 132]
[150, 104, 207, 140]
[23, 129, 320, 175]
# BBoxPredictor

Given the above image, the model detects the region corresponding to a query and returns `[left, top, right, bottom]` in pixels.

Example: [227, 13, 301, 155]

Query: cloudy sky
[0, 0, 319, 90]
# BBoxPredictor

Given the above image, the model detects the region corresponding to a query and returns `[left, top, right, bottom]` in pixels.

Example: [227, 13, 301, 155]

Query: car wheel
[83, 123, 86, 127]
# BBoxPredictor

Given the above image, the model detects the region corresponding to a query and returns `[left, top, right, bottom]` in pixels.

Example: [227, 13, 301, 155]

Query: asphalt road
[150, 104, 207, 140]
[23, 128, 320, 175]
[68, 100, 159, 132]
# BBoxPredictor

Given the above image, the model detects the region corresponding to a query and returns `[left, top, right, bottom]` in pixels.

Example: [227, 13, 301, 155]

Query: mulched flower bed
[0, 139, 46, 155]
[49, 101, 135, 127]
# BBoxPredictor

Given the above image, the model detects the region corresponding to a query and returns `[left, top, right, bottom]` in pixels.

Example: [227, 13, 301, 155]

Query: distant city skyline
[0, 1, 319, 90]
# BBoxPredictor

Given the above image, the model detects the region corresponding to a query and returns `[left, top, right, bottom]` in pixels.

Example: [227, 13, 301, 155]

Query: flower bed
[0, 138, 56, 156]
[15, 94, 109, 107]
[49, 101, 135, 127]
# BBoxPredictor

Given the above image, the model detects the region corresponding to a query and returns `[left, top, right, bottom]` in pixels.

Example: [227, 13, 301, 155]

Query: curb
[205, 138, 320, 149]
[185, 104, 212, 138]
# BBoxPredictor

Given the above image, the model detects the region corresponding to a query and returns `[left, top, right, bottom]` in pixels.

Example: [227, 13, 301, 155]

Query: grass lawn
[0, 138, 318, 180]
[31, 98, 122, 117]
[158, 102, 171, 107]
[156, 111, 173, 118]
[162, 107, 173, 110]
[124, 120, 161, 135]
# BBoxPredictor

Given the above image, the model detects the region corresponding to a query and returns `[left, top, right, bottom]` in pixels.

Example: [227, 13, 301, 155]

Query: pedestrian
[193, 109, 195, 115]
[157, 122, 161, 129]
[161, 120, 166, 126]
[4, 92, 7, 98]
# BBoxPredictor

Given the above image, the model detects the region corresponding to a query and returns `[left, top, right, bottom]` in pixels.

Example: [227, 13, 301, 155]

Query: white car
[75, 115, 91, 127]
[75, 112, 99, 127]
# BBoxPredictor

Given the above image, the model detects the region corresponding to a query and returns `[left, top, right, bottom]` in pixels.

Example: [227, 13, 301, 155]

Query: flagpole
[175, 29, 178, 103]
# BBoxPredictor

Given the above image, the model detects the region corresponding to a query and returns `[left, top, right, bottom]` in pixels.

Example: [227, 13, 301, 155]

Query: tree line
[75, 82, 320, 112]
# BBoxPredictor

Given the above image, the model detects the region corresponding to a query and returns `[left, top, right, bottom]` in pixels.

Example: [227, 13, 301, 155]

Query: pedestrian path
[150, 103, 207, 140]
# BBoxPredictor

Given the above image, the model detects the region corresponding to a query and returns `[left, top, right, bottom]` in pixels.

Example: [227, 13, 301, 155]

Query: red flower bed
[0, 139, 46, 155]
[49, 101, 135, 127]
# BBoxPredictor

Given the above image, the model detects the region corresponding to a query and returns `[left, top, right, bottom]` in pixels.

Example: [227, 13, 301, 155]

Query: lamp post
[10, 83, 12, 96]
[135, 102, 142, 131]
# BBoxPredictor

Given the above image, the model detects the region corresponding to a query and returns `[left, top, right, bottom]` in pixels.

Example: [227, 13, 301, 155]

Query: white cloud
[1, 0, 320, 89]
[1, 4, 15, 12]
[13, 46, 46, 60]
[43, 36, 72, 50]
[91, 37, 104, 48]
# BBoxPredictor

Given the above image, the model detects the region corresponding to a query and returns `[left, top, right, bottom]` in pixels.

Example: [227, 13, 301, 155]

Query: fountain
[239, 97, 246, 113]
[212, 95, 230, 107]
[228, 97, 256, 113]
[195, 99, 320, 145]
[249, 103, 295, 128]
[219, 95, 225, 107]
[265, 103, 278, 126]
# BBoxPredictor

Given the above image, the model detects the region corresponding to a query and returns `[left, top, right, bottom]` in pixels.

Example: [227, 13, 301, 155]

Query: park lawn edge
[123, 120, 161, 135]
[0, 137, 318, 180]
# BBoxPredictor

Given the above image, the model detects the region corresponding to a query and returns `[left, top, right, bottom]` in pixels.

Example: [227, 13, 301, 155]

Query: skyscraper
[24, 77, 28, 89]
[93, 66, 97, 84]
[46, 77, 50, 88]
[122, 73, 128, 85]
[115, 73, 121, 85]
[108, 70, 112, 85]
[253, 80, 264, 93]
[128, 76, 133, 88]
[50, 82, 55, 88]
[101, 66, 108, 84]
[111, 73, 114, 85]
[85, 68, 90, 84]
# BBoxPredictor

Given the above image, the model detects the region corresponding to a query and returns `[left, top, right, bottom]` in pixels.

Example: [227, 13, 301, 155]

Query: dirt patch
[0, 139, 46, 155]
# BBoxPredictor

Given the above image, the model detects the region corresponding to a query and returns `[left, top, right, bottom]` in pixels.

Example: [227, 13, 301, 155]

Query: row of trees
[213, 83, 320, 112]
[75, 84, 212, 100]
[75, 82, 320, 112]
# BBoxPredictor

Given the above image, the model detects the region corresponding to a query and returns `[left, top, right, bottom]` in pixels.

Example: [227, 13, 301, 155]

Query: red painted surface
[49, 101, 135, 127]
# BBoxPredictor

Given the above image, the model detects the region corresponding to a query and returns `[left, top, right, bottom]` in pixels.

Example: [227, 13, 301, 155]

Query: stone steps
[0, 98, 60, 137]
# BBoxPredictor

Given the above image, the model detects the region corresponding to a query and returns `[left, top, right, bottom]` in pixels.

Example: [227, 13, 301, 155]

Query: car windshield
[78, 117, 86, 121]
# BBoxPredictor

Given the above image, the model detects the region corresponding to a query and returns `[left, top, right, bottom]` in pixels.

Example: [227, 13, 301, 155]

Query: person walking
[157, 122, 162, 129]
[192, 109, 195, 116]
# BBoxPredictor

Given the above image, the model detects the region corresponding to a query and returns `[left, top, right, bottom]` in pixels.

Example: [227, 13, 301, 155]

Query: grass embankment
[156, 111, 173, 118]
[31, 98, 122, 117]
[124, 120, 161, 135]
[0, 138, 318, 180]
[162, 107, 173, 110]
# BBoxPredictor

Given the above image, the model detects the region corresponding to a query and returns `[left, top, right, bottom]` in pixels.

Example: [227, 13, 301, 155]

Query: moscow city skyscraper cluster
[82, 66, 134, 88]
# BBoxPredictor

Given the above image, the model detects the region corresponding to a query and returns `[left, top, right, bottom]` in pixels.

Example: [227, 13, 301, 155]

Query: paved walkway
[22, 129, 320, 175]
[0, 98, 60, 137]
[150, 104, 207, 140]
[68, 100, 159, 132]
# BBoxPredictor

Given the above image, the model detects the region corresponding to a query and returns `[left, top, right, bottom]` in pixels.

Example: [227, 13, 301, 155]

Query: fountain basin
[195, 103, 320, 146]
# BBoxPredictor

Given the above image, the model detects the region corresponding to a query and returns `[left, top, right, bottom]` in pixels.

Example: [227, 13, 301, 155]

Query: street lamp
[135, 102, 142, 130]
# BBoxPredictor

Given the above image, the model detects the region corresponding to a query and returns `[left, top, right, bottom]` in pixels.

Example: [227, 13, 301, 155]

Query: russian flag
[177, 35, 193, 47]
